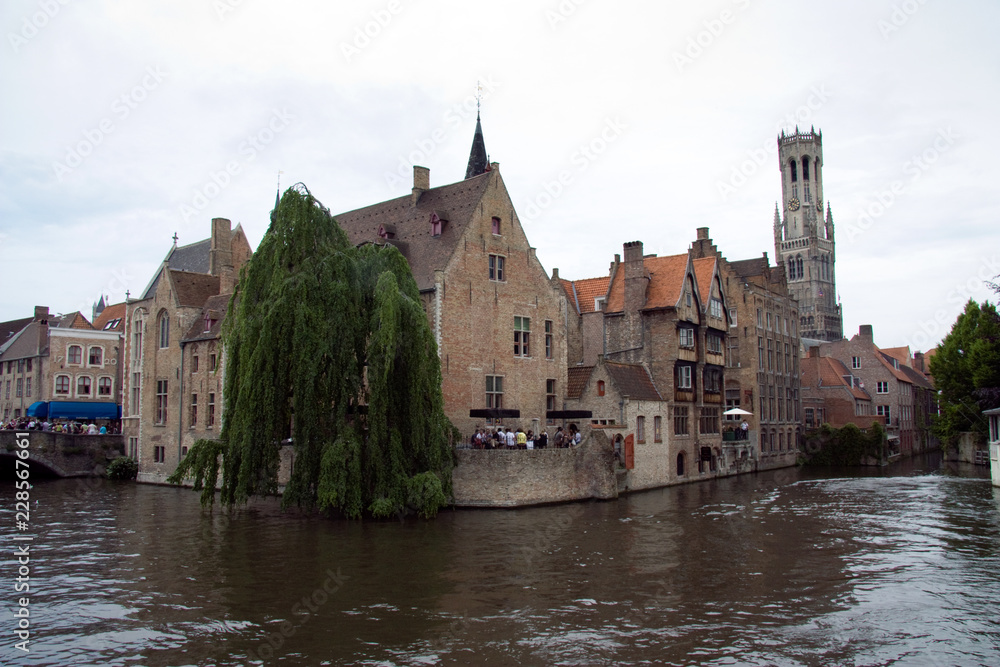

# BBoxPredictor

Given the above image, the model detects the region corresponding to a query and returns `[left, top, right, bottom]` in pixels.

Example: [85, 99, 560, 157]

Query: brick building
[689, 232, 801, 469]
[123, 218, 251, 482]
[815, 325, 936, 456]
[0, 307, 122, 423]
[332, 122, 568, 437]
[800, 350, 879, 430]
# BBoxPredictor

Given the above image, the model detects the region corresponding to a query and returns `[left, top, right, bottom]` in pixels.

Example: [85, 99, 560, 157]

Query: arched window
[789, 159, 798, 183]
[158, 312, 170, 349]
[68, 345, 82, 365]
[89, 346, 103, 366]
[77, 376, 92, 396]
[55, 375, 70, 395]
[802, 156, 810, 180]
[676, 452, 685, 476]
[98, 377, 113, 397]
[795, 256, 804, 280]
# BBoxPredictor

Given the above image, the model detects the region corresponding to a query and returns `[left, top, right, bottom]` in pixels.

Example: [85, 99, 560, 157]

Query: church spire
[464, 111, 489, 179]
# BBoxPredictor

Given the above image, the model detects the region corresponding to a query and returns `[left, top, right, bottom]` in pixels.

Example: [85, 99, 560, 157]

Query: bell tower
[773, 127, 842, 341]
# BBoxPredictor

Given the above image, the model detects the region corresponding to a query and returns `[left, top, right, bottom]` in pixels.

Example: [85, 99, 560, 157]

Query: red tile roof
[692, 257, 716, 308]
[566, 366, 593, 399]
[880, 346, 911, 368]
[562, 276, 611, 315]
[605, 253, 689, 314]
[93, 302, 126, 332]
[802, 355, 871, 401]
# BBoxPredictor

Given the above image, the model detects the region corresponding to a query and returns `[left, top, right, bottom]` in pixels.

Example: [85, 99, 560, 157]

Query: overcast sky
[2, 0, 997, 353]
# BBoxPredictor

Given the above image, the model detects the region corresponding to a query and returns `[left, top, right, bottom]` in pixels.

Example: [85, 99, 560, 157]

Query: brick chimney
[623, 241, 648, 351]
[859, 324, 874, 340]
[210, 217, 235, 294]
[691, 227, 718, 259]
[34, 306, 49, 354]
[413, 166, 429, 205]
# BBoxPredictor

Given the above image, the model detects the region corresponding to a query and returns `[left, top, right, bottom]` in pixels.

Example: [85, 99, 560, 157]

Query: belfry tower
[773, 127, 842, 341]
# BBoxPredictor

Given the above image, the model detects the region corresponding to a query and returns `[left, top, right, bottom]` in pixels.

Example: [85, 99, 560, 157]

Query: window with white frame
[77, 376, 91, 396]
[852, 356, 861, 369]
[679, 327, 695, 349]
[677, 364, 693, 390]
[514, 317, 530, 357]
[55, 375, 70, 395]
[98, 377, 112, 397]
[486, 376, 503, 411]
[68, 345, 82, 365]
[877, 381, 888, 394]
[89, 346, 103, 366]
[710, 298, 723, 319]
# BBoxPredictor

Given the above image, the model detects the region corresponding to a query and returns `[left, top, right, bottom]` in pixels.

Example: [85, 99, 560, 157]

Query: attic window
[430, 213, 443, 237]
[595, 296, 606, 311]
[492, 216, 501, 235]
[377, 224, 396, 240]
[597, 380, 605, 396]
[204, 314, 213, 333]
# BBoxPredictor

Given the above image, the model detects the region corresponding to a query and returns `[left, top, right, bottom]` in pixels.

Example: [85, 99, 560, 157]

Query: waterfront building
[0, 306, 122, 423]
[690, 228, 801, 470]
[800, 350, 879, 430]
[122, 218, 251, 482]
[986, 407, 1000, 487]
[331, 118, 569, 437]
[813, 326, 936, 456]
[772, 128, 843, 342]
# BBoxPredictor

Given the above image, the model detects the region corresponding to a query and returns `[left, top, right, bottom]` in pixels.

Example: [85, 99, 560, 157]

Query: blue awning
[45, 402, 121, 420]
[26, 401, 48, 418]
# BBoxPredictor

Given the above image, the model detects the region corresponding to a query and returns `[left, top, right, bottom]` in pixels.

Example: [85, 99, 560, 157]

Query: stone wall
[452, 430, 617, 507]
[0, 430, 124, 477]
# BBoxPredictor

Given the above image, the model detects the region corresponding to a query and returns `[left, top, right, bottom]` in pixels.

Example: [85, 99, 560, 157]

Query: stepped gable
[605, 253, 688, 314]
[604, 361, 662, 401]
[333, 171, 493, 292]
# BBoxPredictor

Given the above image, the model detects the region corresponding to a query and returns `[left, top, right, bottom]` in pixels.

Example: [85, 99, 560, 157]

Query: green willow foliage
[169, 185, 453, 518]
[802, 421, 886, 466]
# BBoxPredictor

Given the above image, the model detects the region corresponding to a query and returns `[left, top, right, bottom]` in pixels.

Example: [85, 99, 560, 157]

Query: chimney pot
[696, 227, 709, 240]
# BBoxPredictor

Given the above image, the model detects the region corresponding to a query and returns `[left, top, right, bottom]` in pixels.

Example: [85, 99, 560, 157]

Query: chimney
[859, 324, 873, 340]
[210, 218, 235, 293]
[34, 306, 49, 354]
[762, 252, 769, 266]
[412, 166, 429, 205]
[696, 227, 709, 240]
[623, 241, 648, 331]
[552, 268, 559, 280]
[914, 351, 925, 372]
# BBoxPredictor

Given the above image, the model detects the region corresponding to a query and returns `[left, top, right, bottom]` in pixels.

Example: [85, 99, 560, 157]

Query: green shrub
[106, 456, 138, 481]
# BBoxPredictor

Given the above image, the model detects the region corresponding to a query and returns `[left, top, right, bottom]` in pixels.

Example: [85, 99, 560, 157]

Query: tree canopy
[169, 184, 454, 518]
[929, 299, 1000, 445]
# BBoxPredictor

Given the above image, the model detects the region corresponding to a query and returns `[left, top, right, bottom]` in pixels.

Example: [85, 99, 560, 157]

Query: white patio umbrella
[722, 408, 754, 416]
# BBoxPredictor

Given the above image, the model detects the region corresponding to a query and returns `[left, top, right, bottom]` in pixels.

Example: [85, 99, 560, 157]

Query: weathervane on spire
[475, 80, 482, 117]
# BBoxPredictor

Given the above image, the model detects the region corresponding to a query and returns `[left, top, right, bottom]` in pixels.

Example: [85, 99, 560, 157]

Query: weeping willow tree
[169, 184, 453, 518]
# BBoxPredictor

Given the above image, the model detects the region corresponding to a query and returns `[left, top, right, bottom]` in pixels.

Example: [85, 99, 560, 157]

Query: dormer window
[430, 213, 443, 237]
[377, 224, 396, 240]
[595, 296, 606, 312]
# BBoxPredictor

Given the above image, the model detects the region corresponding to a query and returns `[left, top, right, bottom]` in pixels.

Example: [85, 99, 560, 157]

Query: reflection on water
[2, 453, 999, 666]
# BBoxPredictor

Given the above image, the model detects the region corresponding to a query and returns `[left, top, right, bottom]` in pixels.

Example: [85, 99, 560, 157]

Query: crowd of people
[464, 424, 583, 450]
[1, 417, 120, 434]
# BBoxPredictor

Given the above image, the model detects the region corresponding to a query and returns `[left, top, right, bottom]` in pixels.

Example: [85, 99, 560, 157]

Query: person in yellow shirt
[515, 428, 527, 449]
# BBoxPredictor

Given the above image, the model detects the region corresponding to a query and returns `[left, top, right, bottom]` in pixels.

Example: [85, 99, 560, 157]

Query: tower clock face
[788, 197, 800, 211]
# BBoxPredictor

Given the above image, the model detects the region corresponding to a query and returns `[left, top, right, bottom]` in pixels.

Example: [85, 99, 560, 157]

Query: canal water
[2, 454, 999, 666]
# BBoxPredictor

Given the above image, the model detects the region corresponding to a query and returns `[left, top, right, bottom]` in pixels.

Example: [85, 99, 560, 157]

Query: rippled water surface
[3, 455, 1000, 666]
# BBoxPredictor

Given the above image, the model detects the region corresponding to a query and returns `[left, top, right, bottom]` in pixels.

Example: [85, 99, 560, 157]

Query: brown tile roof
[802, 355, 871, 401]
[899, 363, 934, 390]
[692, 257, 716, 307]
[605, 361, 662, 401]
[56, 312, 93, 330]
[0, 317, 32, 349]
[0, 323, 41, 360]
[605, 253, 689, 314]
[333, 171, 494, 292]
[566, 366, 593, 399]
[876, 351, 912, 383]
[562, 276, 611, 315]
[880, 346, 911, 367]
[170, 270, 221, 308]
[182, 293, 232, 342]
[93, 302, 126, 332]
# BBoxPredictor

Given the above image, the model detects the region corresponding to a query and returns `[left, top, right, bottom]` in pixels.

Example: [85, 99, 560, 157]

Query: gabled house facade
[123, 218, 251, 482]
[800, 349, 880, 430]
[332, 147, 569, 438]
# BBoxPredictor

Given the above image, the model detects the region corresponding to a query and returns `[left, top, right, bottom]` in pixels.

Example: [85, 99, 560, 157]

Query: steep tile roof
[802, 355, 871, 401]
[876, 351, 912, 383]
[182, 293, 232, 343]
[333, 171, 494, 292]
[605, 362, 662, 401]
[566, 366, 593, 399]
[899, 363, 934, 390]
[880, 346, 911, 367]
[93, 302, 126, 332]
[692, 256, 716, 308]
[729, 257, 768, 279]
[170, 270, 221, 308]
[561, 276, 611, 315]
[55, 312, 93, 330]
[0, 317, 32, 350]
[605, 253, 688, 314]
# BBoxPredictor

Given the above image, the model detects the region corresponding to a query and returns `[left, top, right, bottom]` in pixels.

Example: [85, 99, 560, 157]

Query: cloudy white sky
[2, 0, 997, 352]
